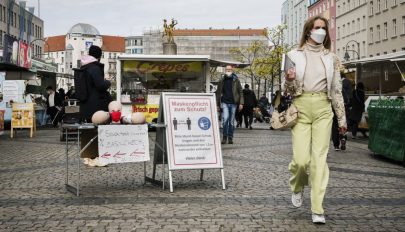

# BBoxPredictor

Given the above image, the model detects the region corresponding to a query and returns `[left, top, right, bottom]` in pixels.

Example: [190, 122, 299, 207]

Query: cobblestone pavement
[0, 123, 404, 232]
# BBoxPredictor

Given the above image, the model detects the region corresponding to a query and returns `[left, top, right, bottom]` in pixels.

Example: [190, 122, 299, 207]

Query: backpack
[73, 68, 89, 102]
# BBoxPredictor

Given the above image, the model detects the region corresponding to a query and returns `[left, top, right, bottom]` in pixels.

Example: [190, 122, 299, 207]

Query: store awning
[343, 51, 405, 67]
[209, 59, 250, 68]
[0, 62, 33, 72]
[118, 54, 250, 68]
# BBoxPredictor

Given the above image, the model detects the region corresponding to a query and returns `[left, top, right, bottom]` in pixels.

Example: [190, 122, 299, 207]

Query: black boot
[228, 137, 233, 144]
[221, 136, 228, 144]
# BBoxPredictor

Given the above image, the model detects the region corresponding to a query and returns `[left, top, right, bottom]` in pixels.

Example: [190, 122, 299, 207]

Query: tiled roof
[44, 35, 125, 53]
[44, 35, 65, 52]
[102, 35, 125, 52]
[173, 29, 266, 37]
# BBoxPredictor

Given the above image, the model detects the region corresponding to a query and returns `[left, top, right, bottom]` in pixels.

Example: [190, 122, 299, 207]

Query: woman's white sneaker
[312, 214, 326, 224]
[92, 157, 107, 167]
[83, 158, 91, 165]
[291, 190, 303, 207]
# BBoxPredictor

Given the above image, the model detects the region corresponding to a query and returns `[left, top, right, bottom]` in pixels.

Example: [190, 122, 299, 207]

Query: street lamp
[344, 40, 360, 61]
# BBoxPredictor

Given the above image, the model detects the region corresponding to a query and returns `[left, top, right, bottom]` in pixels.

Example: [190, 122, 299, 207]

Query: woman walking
[284, 16, 347, 224]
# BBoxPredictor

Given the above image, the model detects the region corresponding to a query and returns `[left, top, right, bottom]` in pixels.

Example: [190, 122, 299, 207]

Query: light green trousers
[289, 92, 333, 214]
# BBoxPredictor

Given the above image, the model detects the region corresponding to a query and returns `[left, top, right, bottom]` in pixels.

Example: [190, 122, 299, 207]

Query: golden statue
[163, 18, 178, 43]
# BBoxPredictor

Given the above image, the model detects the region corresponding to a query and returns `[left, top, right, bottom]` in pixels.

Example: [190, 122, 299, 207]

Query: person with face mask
[215, 65, 244, 144]
[45, 86, 63, 127]
[283, 16, 347, 224]
[79, 45, 113, 167]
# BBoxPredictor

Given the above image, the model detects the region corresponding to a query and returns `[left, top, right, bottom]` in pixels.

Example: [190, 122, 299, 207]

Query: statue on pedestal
[162, 18, 178, 55]
[163, 18, 178, 44]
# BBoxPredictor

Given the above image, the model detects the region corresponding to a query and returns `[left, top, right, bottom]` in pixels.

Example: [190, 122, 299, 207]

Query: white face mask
[310, 28, 326, 44]
[225, 71, 233, 77]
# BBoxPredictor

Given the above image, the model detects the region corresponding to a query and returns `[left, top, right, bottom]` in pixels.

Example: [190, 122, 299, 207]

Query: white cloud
[27, 0, 282, 36]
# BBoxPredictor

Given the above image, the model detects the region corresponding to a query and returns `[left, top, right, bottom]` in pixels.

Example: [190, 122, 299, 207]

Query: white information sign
[162, 93, 223, 170]
[98, 124, 150, 165]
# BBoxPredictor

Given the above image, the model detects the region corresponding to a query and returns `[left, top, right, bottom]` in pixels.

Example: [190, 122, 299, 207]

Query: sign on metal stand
[147, 92, 225, 192]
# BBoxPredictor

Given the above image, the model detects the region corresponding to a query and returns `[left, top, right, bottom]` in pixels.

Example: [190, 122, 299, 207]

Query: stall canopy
[118, 54, 250, 68]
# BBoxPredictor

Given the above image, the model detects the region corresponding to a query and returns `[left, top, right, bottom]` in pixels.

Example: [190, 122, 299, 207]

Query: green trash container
[368, 99, 405, 164]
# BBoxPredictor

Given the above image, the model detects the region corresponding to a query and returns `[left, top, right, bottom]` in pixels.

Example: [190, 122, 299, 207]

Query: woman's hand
[339, 127, 347, 135]
[286, 68, 296, 81]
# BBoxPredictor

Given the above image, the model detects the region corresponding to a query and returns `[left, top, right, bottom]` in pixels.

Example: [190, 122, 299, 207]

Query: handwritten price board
[98, 124, 150, 165]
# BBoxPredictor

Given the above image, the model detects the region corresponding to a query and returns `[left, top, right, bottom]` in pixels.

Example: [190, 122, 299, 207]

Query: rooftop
[172, 29, 267, 37]
[67, 23, 100, 36]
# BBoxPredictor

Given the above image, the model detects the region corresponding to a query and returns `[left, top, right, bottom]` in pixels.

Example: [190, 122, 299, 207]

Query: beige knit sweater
[303, 42, 327, 93]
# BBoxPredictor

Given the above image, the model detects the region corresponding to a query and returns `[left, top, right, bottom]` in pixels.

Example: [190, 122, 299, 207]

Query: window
[357, 18, 360, 31]
[377, 25, 381, 41]
[338, 5, 341, 15]
[343, 25, 346, 37]
[363, 16, 366, 29]
[370, 27, 374, 42]
[352, 20, 355, 33]
[403, 16, 405, 34]
[338, 27, 341, 39]
[343, 2, 346, 12]
[377, 0, 380, 12]
[370, 1, 374, 14]
[393, 0, 397, 6]
[383, 0, 387, 9]
[348, 0, 350, 10]
[362, 41, 366, 56]
[348, 22, 351, 34]
[61, 57, 64, 63]
[383, 22, 388, 39]
[393, 19, 397, 36]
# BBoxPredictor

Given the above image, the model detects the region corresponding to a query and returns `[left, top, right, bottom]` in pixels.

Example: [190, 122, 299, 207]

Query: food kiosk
[116, 54, 248, 128]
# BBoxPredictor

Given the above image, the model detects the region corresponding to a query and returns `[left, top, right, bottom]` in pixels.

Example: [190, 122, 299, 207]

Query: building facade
[283, 0, 308, 46]
[367, 0, 405, 57]
[336, 0, 368, 60]
[125, 36, 143, 54]
[45, 23, 125, 90]
[142, 28, 268, 61]
[0, 0, 44, 58]
[308, 0, 337, 52]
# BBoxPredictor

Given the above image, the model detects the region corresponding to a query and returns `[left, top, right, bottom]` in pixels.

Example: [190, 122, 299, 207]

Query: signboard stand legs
[145, 124, 168, 190]
[63, 124, 150, 196]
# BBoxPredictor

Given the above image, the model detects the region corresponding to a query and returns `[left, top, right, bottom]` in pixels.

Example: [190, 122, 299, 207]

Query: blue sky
[26, 0, 282, 36]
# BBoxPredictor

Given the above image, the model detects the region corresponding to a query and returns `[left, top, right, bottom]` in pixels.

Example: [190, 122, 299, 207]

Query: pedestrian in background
[79, 45, 113, 167]
[242, 84, 257, 129]
[216, 65, 244, 144]
[284, 16, 347, 224]
[332, 73, 351, 151]
[45, 86, 62, 127]
[259, 93, 269, 108]
[349, 82, 367, 139]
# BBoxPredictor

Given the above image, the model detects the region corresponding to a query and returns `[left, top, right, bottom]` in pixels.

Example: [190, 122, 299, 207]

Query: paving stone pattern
[0, 125, 404, 231]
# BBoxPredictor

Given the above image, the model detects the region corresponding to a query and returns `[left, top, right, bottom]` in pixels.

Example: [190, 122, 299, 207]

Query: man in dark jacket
[78, 45, 112, 167]
[45, 86, 63, 127]
[242, 84, 257, 129]
[331, 74, 352, 151]
[215, 65, 244, 144]
[79, 45, 112, 121]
